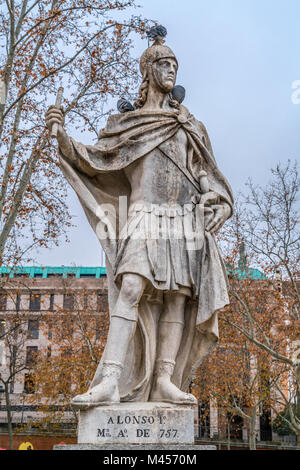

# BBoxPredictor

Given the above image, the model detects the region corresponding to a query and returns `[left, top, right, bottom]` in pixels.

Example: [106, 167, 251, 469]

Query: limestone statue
[45, 26, 234, 409]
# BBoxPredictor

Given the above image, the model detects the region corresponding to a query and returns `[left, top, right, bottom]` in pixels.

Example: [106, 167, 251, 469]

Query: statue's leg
[150, 292, 197, 405]
[71, 273, 145, 408]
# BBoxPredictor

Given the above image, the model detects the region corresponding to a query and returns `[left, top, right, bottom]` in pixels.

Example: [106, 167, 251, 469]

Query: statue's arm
[45, 105, 97, 177]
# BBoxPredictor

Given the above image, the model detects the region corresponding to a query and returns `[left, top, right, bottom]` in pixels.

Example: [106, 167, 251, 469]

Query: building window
[25, 346, 38, 367]
[27, 319, 39, 339]
[24, 373, 35, 394]
[29, 293, 41, 311]
[48, 321, 52, 339]
[49, 293, 54, 311]
[62, 317, 74, 336]
[58, 373, 71, 394]
[0, 293, 7, 311]
[0, 343, 5, 366]
[95, 317, 106, 340]
[63, 294, 74, 311]
[83, 294, 89, 310]
[0, 318, 5, 336]
[197, 401, 210, 438]
[16, 294, 20, 311]
[97, 293, 108, 312]
[58, 348, 72, 394]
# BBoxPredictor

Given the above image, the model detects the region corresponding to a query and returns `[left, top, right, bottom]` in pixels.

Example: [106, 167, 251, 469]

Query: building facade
[0, 266, 107, 434]
[0, 265, 297, 448]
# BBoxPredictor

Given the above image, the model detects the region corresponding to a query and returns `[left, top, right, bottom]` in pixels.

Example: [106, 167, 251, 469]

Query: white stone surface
[46, 33, 233, 410]
[78, 402, 195, 445]
[54, 444, 216, 450]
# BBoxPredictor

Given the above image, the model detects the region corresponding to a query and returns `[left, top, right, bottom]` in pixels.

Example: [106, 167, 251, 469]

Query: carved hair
[134, 73, 149, 109]
[134, 71, 180, 110]
[168, 93, 180, 110]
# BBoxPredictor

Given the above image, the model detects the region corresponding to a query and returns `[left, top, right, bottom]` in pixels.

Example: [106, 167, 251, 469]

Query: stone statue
[45, 27, 233, 409]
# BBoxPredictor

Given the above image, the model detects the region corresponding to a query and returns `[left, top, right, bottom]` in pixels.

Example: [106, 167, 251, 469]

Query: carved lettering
[136, 429, 150, 437]
[117, 416, 123, 424]
[159, 415, 167, 425]
[97, 428, 111, 438]
[117, 429, 128, 438]
[106, 414, 160, 425]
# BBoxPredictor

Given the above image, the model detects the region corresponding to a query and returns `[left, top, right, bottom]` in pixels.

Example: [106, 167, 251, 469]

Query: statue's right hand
[45, 105, 65, 133]
[45, 105, 75, 162]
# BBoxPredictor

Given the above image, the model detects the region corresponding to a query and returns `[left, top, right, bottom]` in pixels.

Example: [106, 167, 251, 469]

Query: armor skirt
[114, 202, 205, 299]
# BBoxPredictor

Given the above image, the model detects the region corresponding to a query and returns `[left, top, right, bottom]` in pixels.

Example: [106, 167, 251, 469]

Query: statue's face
[151, 57, 178, 93]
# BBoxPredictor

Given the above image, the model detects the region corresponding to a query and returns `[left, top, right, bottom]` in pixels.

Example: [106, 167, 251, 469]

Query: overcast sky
[34, 0, 300, 267]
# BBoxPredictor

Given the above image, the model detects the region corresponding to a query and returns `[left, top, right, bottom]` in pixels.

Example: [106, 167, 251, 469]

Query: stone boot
[71, 361, 123, 410]
[150, 359, 197, 405]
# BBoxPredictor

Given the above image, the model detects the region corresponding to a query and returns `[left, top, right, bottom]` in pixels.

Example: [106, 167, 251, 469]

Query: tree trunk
[4, 382, 13, 450]
[249, 410, 257, 451]
[227, 419, 231, 450]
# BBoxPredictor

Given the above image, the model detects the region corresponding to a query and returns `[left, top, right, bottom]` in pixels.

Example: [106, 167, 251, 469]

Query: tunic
[114, 141, 205, 302]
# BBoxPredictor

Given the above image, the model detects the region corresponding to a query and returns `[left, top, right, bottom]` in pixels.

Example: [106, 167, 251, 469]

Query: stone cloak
[58, 106, 234, 401]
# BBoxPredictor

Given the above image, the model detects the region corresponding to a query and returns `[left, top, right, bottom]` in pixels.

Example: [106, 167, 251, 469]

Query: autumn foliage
[0, 0, 149, 265]
[195, 161, 300, 448]
[22, 286, 109, 432]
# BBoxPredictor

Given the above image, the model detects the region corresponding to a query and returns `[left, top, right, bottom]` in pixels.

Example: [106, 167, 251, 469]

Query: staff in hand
[45, 87, 75, 162]
[46, 86, 64, 138]
[51, 87, 64, 138]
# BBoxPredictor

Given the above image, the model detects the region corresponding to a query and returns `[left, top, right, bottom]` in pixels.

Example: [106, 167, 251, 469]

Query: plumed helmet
[140, 25, 178, 75]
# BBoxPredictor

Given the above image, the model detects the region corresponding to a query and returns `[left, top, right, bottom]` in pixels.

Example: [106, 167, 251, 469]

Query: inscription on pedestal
[78, 402, 195, 445]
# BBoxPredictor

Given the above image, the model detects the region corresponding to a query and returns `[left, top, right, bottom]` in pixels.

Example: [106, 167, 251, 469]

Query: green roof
[225, 244, 267, 280]
[0, 266, 106, 279]
[226, 265, 267, 280]
[0, 264, 266, 280]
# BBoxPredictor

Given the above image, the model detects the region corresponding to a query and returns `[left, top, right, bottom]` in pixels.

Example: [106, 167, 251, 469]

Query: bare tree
[25, 280, 109, 433]
[0, 309, 30, 450]
[220, 161, 300, 441]
[0, 0, 149, 265]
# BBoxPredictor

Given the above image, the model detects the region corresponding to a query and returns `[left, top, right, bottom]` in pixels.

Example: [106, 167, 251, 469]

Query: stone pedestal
[54, 444, 216, 450]
[54, 402, 216, 450]
[77, 402, 194, 445]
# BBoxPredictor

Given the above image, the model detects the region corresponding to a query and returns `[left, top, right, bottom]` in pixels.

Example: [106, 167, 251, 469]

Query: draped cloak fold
[58, 107, 234, 401]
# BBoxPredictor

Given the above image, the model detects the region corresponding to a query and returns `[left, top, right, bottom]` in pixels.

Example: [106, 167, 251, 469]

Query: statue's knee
[160, 293, 186, 323]
[120, 274, 144, 305]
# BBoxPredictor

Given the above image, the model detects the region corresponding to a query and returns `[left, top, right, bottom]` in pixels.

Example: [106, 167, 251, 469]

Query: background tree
[0, 3, 149, 443]
[0, 303, 32, 450]
[0, 0, 149, 266]
[217, 160, 300, 442]
[272, 405, 300, 438]
[24, 283, 109, 433]
[195, 296, 285, 450]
